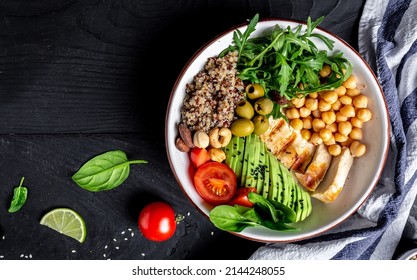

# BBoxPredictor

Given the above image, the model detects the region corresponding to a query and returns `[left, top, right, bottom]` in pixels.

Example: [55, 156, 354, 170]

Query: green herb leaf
[72, 150, 147, 192]
[8, 177, 28, 213]
[209, 205, 257, 232]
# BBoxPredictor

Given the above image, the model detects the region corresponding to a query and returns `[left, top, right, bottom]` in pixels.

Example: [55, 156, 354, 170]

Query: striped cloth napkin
[249, 0, 417, 260]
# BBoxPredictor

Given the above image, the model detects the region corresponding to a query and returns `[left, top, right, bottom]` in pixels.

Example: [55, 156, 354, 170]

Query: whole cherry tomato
[138, 202, 176, 242]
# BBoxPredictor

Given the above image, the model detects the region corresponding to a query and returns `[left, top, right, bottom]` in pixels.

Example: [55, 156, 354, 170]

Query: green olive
[230, 118, 254, 137]
[245, 84, 265, 100]
[235, 100, 254, 119]
[252, 115, 270, 135]
[254, 98, 274, 115]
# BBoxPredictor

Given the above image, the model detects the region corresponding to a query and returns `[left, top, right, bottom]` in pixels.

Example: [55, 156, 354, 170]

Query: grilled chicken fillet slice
[294, 143, 332, 191]
[261, 117, 316, 172]
[311, 147, 354, 203]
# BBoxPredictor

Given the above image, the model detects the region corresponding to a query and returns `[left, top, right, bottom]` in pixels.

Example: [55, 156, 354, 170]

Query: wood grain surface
[0, 0, 365, 260]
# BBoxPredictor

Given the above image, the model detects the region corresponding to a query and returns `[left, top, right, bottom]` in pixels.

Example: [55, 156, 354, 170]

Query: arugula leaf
[72, 150, 147, 192]
[8, 177, 28, 213]
[221, 14, 352, 103]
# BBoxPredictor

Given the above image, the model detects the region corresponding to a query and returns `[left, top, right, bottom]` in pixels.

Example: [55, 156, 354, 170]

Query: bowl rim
[165, 17, 391, 243]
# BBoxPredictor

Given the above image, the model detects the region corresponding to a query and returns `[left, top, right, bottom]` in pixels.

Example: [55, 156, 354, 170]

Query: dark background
[0, 0, 367, 260]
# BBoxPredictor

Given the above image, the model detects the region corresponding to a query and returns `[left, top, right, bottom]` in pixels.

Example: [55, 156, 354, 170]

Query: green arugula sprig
[220, 14, 352, 117]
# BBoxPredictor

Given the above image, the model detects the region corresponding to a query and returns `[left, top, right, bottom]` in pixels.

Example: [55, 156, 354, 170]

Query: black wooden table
[0, 0, 366, 260]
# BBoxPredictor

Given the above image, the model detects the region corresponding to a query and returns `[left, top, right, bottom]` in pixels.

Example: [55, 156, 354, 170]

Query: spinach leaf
[72, 150, 147, 192]
[209, 205, 257, 232]
[209, 193, 298, 232]
[8, 177, 28, 213]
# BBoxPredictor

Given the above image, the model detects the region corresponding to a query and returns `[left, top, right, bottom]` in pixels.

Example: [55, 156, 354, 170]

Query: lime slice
[40, 208, 86, 243]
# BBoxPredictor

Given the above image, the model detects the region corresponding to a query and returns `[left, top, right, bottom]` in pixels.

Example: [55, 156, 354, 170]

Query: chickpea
[328, 144, 342, 156]
[319, 64, 332, 77]
[324, 134, 336, 146]
[339, 95, 352, 105]
[334, 85, 347, 97]
[291, 97, 306, 108]
[322, 90, 338, 104]
[309, 92, 318, 99]
[312, 109, 321, 118]
[331, 100, 342, 111]
[353, 94, 368, 108]
[286, 108, 300, 119]
[343, 75, 357, 89]
[350, 127, 363, 140]
[334, 132, 349, 143]
[340, 105, 356, 118]
[301, 129, 312, 141]
[322, 111, 336, 124]
[310, 132, 323, 145]
[318, 99, 332, 112]
[305, 98, 318, 111]
[326, 123, 338, 133]
[299, 107, 312, 118]
[350, 141, 366, 157]
[302, 116, 313, 129]
[338, 121, 353, 136]
[336, 111, 348, 122]
[290, 119, 303, 131]
[346, 88, 361, 97]
[351, 116, 363, 128]
[319, 128, 333, 142]
[312, 118, 326, 132]
[357, 108, 372, 122]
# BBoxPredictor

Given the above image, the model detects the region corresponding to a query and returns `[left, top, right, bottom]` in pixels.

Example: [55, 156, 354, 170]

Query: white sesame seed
[25, 255, 28, 259]
[124, 238, 128, 241]
[103, 254, 106, 258]
[131, 232, 134, 237]
[104, 245, 108, 249]
[115, 247, 119, 250]
[29, 254, 32, 258]
[72, 250, 76, 253]
[0, 255, 4, 258]
[113, 238, 117, 242]
[121, 231, 125, 235]
[211, 232, 214, 236]
[128, 228, 132, 231]
[107, 258, 111, 260]
[20, 254, 24, 258]
[187, 212, 190, 216]
[141, 253, 145, 256]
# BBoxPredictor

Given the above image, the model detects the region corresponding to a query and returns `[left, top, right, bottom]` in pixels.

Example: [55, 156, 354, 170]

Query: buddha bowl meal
[166, 15, 390, 242]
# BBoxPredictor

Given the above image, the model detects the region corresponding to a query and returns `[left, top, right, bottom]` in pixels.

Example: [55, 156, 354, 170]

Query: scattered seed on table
[20, 254, 24, 258]
[103, 254, 106, 258]
[71, 250, 76, 253]
[29, 254, 32, 259]
[104, 245, 108, 249]
[131, 232, 134, 237]
[113, 238, 117, 242]
[0, 256, 4, 258]
[128, 228, 132, 232]
[121, 231, 125, 235]
[141, 253, 145, 256]
[115, 247, 119, 250]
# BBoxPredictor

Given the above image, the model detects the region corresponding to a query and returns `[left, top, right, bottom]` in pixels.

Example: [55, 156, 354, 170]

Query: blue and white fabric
[250, 0, 417, 260]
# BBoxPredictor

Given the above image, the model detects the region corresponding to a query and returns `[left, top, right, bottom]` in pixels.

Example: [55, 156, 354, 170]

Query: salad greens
[209, 192, 296, 232]
[72, 150, 147, 192]
[8, 177, 28, 213]
[220, 14, 352, 118]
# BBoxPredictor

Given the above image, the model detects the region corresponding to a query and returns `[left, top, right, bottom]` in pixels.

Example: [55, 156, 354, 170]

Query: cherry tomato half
[138, 202, 176, 242]
[229, 187, 257, 207]
[194, 162, 237, 205]
[190, 147, 211, 168]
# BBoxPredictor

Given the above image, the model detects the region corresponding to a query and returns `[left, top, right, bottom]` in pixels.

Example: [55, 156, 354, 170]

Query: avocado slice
[261, 144, 270, 198]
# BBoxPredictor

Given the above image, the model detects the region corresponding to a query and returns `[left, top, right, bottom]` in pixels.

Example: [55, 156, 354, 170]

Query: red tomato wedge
[229, 187, 257, 207]
[190, 147, 211, 168]
[194, 162, 237, 205]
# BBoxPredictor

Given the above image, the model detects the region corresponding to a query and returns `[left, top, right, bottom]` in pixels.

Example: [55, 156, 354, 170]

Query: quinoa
[180, 51, 245, 133]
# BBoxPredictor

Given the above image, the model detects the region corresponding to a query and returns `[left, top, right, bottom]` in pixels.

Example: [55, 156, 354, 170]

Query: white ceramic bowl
[398, 248, 417, 260]
[165, 18, 390, 242]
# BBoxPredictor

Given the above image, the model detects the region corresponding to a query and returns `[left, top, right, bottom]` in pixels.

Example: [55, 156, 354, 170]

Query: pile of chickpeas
[285, 65, 372, 158]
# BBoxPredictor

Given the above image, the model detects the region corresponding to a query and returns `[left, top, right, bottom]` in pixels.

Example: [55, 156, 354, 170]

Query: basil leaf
[8, 177, 28, 213]
[72, 150, 147, 192]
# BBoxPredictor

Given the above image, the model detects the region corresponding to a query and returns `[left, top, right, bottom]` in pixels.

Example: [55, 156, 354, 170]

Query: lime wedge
[40, 208, 86, 243]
